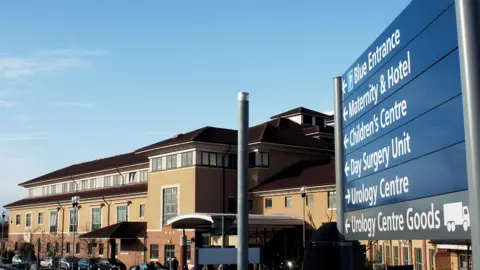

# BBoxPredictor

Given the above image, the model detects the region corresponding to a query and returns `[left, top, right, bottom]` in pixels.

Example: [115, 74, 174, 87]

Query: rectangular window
[386, 246, 391, 266]
[50, 212, 57, 233]
[248, 200, 253, 211]
[228, 154, 237, 168]
[249, 152, 256, 167]
[90, 179, 96, 189]
[76, 243, 80, 255]
[42, 186, 46, 195]
[166, 154, 177, 169]
[186, 245, 191, 260]
[15, 214, 20, 225]
[99, 243, 104, 256]
[202, 152, 209, 165]
[28, 189, 33, 197]
[377, 245, 383, 263]
[69, 209, 78, 232]
[92, 208, 101, 231]
[261, 152, 269, 167]
[26, 213, 31, 227]
[265, 198, 272, 209]
[55, 243, 59, 254]
[66, 243, 70, 254]
[62, 183, 68, 193]
[181, 152, 193, 167]
[394, 246, 399, 265]
[51, 185, 56, 195]
[140, 204, 145, 218]
[104, 176, 111, 187]
[162, 187, 178, 224]
[164, 244, 175, 263]
[403, 247, 409, 265]
[150, 244, 159, 259]
[152, 157, 163, 171]
[69, 182, 76, 192]
[117, 206, 128, 223]
[81, 180, 88, 190]
[415, 248, 422, 270]
[306, 194, 314, 206]
[115, 243, 118, 256]
[46, 243, 51, 252]
[38, 212, 44, 225]
[429, 249, 435, 270]
[285, 197, 292, 208]
[113, 175, 121, 186]
[328, 191, 337, 209]
[128, 172, 136, 183]
[139, 170, 148, 182]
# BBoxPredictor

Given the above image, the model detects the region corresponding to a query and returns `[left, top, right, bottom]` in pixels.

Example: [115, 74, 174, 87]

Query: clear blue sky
[0, 0, 410, 208]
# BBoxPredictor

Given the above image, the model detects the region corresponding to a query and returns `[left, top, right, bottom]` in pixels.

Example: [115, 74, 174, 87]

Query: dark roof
[4, 183, 148, 208]
[270, 107, 331, 119]
[302, 125, 334, 135]
[80, 222, 146, 239]
[249, 158, 335, 192]
[136, 122, 332, 153]
[19, 152, 148, 186]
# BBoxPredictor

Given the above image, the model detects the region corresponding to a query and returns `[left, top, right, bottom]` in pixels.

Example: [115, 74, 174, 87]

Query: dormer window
[303, 115, 313, 125]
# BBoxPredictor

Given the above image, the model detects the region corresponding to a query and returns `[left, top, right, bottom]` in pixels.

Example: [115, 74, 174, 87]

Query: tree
[80, 221, 98, 258]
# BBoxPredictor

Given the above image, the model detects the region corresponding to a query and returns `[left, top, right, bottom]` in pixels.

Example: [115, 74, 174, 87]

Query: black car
[95, 259, 126, 270]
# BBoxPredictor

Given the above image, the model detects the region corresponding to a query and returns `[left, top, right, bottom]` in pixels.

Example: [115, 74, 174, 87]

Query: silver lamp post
[71, 196, 80, 261]
[300, 186, 307, 250]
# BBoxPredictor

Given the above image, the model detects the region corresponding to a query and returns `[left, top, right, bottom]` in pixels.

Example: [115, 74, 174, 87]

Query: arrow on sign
[344, 161, 350, 176]
[345, 218, 350, 233]
[342, 78, 347, 94]
[345, 189, 350, 204]
[343, 106, 348, 121]
[344, 134, 349, 149]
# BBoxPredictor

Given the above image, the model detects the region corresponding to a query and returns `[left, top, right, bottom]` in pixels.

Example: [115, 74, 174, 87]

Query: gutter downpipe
[222, 145, 232, 213]
[57, 202, 65, 258]
[102, 197, 111, 258]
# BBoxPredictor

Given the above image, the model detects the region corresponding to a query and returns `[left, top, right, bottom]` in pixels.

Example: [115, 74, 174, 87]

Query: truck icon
[443, 202, 470, 232]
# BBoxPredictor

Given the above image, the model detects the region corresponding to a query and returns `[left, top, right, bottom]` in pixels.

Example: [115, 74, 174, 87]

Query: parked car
[58, 257, 78, 270]
[78, 258, 98, 270]
[11, 256, 25, 264]
[95, 259, 125, 270]
[40, 257, 57, 268]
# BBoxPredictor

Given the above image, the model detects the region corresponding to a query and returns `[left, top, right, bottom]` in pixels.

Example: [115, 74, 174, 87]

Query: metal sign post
[238, 92, 249, 270]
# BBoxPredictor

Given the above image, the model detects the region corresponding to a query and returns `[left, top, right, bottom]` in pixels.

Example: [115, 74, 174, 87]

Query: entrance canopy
[167, 213, 303, 229]
[80, 222, 147, 239]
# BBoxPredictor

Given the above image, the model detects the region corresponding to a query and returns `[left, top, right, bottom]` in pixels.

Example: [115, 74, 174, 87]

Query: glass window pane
[202, 152, 209, 165]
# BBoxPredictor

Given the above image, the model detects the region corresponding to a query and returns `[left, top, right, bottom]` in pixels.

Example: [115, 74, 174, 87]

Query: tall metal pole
[72, 206, 77, 260]
[2, 212, 5, 251]
[455, 0, 480, 266]
[333, 77, 345, 234]
[237, 92, 249, 270]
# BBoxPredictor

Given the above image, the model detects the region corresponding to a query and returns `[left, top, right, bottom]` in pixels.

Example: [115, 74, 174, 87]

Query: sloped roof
[136, 121, 331, 154]
[250, 158, 335, 192]
[80, 222, 146, 239]
[4, 183, 148, 208]
[19, 152, 148, 186]
[270, 107, 331, 119]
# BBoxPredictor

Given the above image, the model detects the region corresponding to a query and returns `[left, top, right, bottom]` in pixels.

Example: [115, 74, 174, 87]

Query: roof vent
[173, 133, 184, 139]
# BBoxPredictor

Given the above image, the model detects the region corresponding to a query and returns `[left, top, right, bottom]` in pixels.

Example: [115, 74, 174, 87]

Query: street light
[71, 196, 80, 260]
[300, 186, 307, 250]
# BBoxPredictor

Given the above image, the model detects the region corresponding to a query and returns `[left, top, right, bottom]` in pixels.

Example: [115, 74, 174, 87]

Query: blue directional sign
[339, 0, 470, 240]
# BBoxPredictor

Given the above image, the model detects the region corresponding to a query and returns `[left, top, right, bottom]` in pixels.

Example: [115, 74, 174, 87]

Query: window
[166, 154, 177, 169]
[26, 213, 31, 227]
[186, 245, 191, 260]
[116, 206, 128, 223]
[42, 186, 46, 195]
[66, 243, 70, 254]
[82, 180, 88, 190]
[38, 213, 44, 224]
[249, 152, 256, 167]
[90, 179, 96, 189]
[181, 152, 193, 167]
[285, 197, 292, 208]
[306, 194, 314, 206]
[50, 212, 57, 233]
[14, 242, 18, 251]
[104, 176, 111, 187]
[303, 114, 313, 125]
[162, 187, 178, 224]
[28, 189, 33, 197]
[55, 243, 59, 254]
[92, 208, 101, 230]
[46, 243, 51, 252]
[115, 243, 118, 256]
[51, 185, 56, 194]
[386, 246, 391, 266]
[394, 246, 399, 265]
[62, 183, 68, 193]
[328, 191, 337, 209]
[377, 245, 383, 263]
[113, 175, 121, 186]
[99, 243, 104, 256]
[128, 172, 137, 183]
[139, 170, 148, 182]
[403, 247, 409, 265]
[261, 152, 269, 167]
[248, 200, 253, 211]
[75, 243, 80, 255]
[150, 244, 159, 259]
[415, 248, 422, 270]
[459, 253, 471, 270]
[15, 214, 20, 225]
[152, 157, 163, 171]
[140, 204, 145, 218]
[252, 152, 269, 167]
[69, 209, 78, 232]
[429, 249, 435, 270]
[201, 152, 217, 166]
[69, 182, 76, 192]
[265, 198, 272, 209]
[164, 245, 175, 263]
